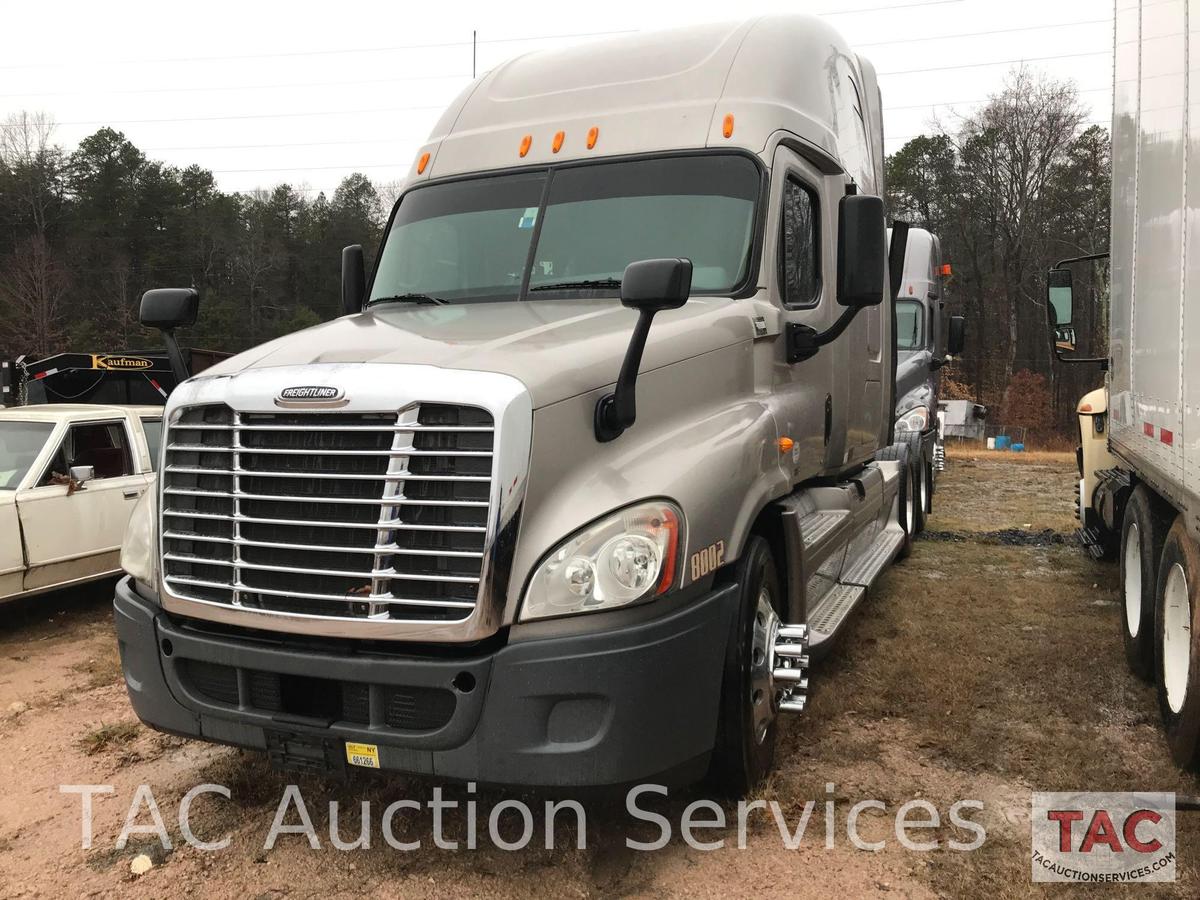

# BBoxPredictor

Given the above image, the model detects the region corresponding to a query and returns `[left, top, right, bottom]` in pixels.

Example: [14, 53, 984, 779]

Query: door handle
[123, 490, 141, 500]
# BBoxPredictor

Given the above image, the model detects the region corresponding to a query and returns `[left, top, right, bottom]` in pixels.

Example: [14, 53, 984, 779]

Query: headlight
[520, 500, 682, 621]
[896, 405, 929, 433]
[120, 486, 158, 591]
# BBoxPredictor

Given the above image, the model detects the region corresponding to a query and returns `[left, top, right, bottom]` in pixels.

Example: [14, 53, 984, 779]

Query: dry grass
[78, 721, 140, 756]
[945, 444, 1076, 465]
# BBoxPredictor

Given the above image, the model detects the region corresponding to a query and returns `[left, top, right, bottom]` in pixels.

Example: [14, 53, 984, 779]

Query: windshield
[0, 421, 53, 489]
[896, 300, 925, 351]
[369, 154, 761, 304]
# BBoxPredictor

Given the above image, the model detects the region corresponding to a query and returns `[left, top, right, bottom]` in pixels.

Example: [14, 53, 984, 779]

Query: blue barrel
[1012, 443, 1025, 452]
[995, 435, 1012, 450]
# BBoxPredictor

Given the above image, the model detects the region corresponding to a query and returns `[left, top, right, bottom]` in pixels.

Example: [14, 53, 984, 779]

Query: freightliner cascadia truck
[116, 15, 922, 792]
[891, 227, 964, 532]
[1047, 0, 1200, 769]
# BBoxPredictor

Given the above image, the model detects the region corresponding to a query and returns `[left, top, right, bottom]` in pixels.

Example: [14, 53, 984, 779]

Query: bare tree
[0, 111, 64, 237]
[0, 235, 69, 356]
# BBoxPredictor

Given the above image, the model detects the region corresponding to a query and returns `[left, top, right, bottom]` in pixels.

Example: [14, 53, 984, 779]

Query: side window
[779, 178, 821, 308]
[141, 418, 163, 472]
[39, 422, 134, 485]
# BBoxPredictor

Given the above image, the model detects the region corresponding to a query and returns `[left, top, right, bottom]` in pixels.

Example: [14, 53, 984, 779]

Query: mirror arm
[786, 305, 862, 364]
[1054, 347, 1109, 370]
[595, 308, 657, 442]
[160, 327, 191, 384]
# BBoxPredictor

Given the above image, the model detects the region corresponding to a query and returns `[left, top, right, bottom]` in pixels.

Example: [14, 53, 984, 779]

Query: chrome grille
[160, 403, 494, 622]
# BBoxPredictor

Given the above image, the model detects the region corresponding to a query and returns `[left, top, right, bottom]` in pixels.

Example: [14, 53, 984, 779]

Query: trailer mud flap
[265, 730, 348, 779]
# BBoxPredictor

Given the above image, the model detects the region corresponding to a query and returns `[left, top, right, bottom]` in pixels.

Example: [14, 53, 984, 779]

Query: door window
[141, 418, 163, 471]
[779, 177, 821, 308]
[39, 422, 134, 485]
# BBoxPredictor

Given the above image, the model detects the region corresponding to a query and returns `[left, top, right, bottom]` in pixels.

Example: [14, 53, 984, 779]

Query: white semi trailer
[1049, 0, 1200, 766]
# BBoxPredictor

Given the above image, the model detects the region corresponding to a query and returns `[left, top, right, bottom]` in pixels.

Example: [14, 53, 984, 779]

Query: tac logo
[1031, 792, 1175, 883]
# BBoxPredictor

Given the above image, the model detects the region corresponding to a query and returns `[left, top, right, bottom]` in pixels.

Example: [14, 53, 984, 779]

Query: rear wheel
[710, 536, 782, 795]
[1155, 519, 1200, 768]
[1122, 485, 1171, 680]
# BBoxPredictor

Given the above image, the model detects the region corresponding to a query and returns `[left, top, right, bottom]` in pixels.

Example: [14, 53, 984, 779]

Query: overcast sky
[1, 0, 1112, 197]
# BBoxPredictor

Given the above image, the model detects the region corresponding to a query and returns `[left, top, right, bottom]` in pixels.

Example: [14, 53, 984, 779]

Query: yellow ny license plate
[345, 742, 380, 769]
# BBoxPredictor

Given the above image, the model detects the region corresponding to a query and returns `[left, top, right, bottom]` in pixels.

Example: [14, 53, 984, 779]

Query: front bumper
[114, 576, 738, 787]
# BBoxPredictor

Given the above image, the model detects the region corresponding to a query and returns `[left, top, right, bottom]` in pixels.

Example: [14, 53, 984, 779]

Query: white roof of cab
[896, 228, 942, 301]
[413, 15, 881, 188]
[0, 403, 162, 424]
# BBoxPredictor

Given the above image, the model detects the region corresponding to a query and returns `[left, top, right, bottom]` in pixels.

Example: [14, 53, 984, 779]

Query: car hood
[200, 297, 754, 408]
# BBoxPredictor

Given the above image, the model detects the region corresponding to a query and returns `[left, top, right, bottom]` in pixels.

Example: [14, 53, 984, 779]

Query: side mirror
[1047, 268, 1074, 328]
[342, 245, 366, 315]
[594, 258, 692, 442]
[947, 316, 966, 356]
[139, 288, 199, 330]
[140, 288, 199, 387]
[69, 465, 94, 486]
[837, 195, 887, 307]
[620, 258, 692, 312]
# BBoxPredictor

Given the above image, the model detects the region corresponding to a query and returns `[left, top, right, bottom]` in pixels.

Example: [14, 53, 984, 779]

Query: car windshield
[368, 154, 761, 304]
[896, 299, 924, 351]
[0, 421, 53, 489]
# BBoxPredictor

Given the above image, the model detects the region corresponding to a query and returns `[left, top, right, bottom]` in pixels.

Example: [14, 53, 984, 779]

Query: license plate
[345, 741, 380, 769]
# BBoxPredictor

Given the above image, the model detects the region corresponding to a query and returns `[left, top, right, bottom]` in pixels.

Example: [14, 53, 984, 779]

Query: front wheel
[710, 536, 782, 795]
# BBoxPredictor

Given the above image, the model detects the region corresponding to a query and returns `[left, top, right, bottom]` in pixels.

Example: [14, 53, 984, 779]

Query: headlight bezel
[519, 499, 684, 622]
[895, 405, 930, 433]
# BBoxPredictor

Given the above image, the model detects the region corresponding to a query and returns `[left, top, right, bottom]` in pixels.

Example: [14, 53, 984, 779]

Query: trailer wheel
[710, 535, 782, 795]
[1122, 485, 1172, 680]
[1155, 519, 1200, 768]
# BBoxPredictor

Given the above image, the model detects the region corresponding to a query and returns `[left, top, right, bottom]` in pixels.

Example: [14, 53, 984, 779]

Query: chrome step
[772, 621, 810, 715]
[807, 583, 865, 647]
[840, 528, 905, 587]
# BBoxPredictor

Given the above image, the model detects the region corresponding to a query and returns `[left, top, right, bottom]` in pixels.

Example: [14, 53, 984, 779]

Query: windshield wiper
[529, 278, 622, 292]
[367, 293, 447, 306]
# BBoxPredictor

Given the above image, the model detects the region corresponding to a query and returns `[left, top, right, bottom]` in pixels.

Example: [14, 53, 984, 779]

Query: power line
[0, 73, 472, 100]
[0, 28, 638, 70]
[879, 49, 1109, 77]
[858, 17, 1110, 48]
[7, 105, 446, 128]
[884, 86, 1111, 112]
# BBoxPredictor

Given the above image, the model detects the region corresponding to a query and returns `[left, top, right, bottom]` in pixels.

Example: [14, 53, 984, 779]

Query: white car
[1, 404, 162, 602]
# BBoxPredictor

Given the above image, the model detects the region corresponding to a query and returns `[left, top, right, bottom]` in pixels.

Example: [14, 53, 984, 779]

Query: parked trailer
[1047, 0, 1200, 767]
[116, 15, 922, 792]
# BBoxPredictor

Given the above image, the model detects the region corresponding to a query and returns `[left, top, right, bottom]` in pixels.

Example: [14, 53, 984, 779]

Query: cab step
[807, 528, 905, 647]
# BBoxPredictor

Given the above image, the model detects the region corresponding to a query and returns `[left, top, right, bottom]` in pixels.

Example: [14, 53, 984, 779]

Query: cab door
[769, 145, 847, 480]
[15, 418, 149, 591]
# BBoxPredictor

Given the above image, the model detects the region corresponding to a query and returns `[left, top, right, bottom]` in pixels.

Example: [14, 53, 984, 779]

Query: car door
[15, 417, 149, 592]
[0, 418, 58, 599]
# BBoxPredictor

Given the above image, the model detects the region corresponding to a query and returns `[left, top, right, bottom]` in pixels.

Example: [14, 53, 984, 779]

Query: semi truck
[1047, 0, 1200, 767]
[891, 227, 964, 531]
[115, 15, 923, 792]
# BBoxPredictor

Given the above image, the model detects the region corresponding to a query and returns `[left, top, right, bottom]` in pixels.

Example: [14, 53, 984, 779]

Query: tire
[1155, 518, 1200, 768]
[876, 442, 916, 559]
[1121, 485, 1172, 680]
[710, 536, 782, 795]
[905, 432, 930, 534]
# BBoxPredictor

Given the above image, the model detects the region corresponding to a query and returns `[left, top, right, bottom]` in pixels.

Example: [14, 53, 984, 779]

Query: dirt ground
[2, 451, 1198, 898]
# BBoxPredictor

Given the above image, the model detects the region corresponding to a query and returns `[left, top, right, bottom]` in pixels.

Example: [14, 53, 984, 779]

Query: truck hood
[200, 298, 754, 408]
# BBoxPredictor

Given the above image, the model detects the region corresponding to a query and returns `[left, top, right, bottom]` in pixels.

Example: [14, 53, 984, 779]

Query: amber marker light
[723, 113, 735, 138]
[778, 437, 795, 454]
[552, 131, 565, 153]
[941, 263, 953, 276]
[519, 134, 532, 158]
[586, 126, 599, 149]
[416, 152, 430, 174]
